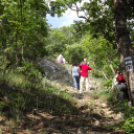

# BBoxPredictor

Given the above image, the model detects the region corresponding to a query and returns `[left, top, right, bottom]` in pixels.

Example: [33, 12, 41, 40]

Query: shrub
[122, 106, 134, 134]
[103, 79, 112, 88]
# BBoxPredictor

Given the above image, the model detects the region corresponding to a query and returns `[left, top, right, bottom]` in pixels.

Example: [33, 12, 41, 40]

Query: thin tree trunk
[20, 0, 23, 24]
[15, 27, 18, 66]
[92, 60, 109, 81]
[22, 46, 24, 61]
[114, 0, 134, 105]
[102, 71, 109, 81]
[1, 21, 7, 49]
[106, 53, 115, 74]
[22, 33, 25, 61]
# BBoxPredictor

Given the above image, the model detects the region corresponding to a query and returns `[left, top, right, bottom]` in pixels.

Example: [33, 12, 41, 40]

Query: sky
[47, 9, 83, 28]
[46, 9, 84, 28]
[46, 0, 90, 28]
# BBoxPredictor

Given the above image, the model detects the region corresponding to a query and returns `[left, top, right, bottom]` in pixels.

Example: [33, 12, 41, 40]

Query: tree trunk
[92, 60, 109, 81]
[22, 33, 25, 61]
[114, 0, 134, 105]
[15, 27, 18, 66]
[106, 53, 115, 74]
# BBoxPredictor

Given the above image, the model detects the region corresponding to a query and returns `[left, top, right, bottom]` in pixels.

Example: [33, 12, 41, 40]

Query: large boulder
[40, 59, 73, 85]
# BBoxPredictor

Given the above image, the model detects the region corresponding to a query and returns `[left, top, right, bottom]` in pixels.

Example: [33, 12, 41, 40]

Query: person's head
[115, 69, 120, 74]
[84, 58, 87, 64]
[73, 63, 77, 66]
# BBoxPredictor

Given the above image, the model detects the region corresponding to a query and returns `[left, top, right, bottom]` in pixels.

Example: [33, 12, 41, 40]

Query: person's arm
[78, 65, 82, 73]
[62, 58, 67, 68]
[62, 58, 65, 64]
[88, 66, 93, 72]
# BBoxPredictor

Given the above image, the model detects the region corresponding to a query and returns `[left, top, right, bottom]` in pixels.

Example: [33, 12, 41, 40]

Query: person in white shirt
[112, 69, 120, 101]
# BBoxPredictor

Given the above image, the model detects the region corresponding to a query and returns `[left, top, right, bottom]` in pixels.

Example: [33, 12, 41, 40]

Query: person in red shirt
[78, 63, 93, 93]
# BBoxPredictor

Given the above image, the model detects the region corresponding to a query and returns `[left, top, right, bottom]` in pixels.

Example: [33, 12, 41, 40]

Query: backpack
[81, 62, 90, 66]
[117, 74, 125, 82]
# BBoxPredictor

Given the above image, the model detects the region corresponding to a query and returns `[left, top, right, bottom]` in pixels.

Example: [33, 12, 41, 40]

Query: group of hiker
[57, 54, 93, 93]
[57, 54, 130, 104]
[71, 58, 93, 93]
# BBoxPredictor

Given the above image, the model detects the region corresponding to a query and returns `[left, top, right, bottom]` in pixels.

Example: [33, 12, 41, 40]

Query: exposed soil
[0, 82, 127, 134]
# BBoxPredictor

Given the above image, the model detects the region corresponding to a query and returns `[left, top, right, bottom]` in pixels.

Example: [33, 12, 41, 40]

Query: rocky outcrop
[40, 59, 73, 85]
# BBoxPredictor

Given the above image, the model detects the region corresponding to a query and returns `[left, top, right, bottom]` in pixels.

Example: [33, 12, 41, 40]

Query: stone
[52, 74, 58, 79]
[40, 59, 73, 85]
[101, 103, 107, 108]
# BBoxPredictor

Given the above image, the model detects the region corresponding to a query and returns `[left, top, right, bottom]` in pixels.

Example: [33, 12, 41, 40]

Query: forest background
[0, 0, 134, 133]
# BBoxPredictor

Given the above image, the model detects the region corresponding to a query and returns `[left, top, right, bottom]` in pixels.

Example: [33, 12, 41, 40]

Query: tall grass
[0, 70, 77, 117]
[91, 88, 114, 103]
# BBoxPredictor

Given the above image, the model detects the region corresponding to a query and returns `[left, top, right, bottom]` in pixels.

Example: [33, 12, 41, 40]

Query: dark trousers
[72, 76, 80, 90]
[116, 82, 129, 101]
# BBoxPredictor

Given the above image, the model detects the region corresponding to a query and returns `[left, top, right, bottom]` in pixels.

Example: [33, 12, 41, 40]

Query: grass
[0, 69, 80, 133]
[0, 70, 78, 115]
[91, 88, 114, 102]
[0, 61, 129, 133]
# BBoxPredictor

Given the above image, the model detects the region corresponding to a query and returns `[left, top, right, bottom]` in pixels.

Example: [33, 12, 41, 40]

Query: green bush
[92, 89, 114, 102]
[103, 79, 112, 88]
[92, 71, 103, 78]
[122, 106, 134, 134]
[64, 43, 85, 64]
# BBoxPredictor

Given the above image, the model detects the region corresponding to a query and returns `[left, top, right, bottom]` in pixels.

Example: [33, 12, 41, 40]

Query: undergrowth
[0, 65, 78, 123]
[92, 87, 134, 134]
[0, 61, 133, 133]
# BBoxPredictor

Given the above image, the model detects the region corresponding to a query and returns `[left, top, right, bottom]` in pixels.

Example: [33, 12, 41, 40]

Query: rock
[40, 59, 73, 85]
[99, 110, 105, 116]
[83, 112, 90, 118]
[46, 95, 55, 100]
[79, 105, 88, 110]
[52, 74, 58, 79]
[90, 113, 102, 120]
[53, 92, 60, 95]
[101, 103, 107, 108]
[64, 79, 70, 83]
[12, 87, 20, 92]
[86, 131, 102, 134]
[77, 128, 85, 134]
[72, 93, 84, 99]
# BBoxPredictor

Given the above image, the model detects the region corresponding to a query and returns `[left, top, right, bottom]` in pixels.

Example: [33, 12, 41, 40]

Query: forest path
[10, 84, 126, 133]
[0, 64, 126, 134]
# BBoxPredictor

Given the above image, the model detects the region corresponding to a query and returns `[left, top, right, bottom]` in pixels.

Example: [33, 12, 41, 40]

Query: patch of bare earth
[0, 86, 127, 134]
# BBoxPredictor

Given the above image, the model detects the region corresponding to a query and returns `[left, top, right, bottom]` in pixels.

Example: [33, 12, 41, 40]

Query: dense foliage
[0, 0, 48, 68]
[46, 26, 119, 80]
[0, 0, 134, 133]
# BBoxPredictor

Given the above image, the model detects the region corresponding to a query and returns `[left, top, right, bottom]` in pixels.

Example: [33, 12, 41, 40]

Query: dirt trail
[0, 83, 126, 134]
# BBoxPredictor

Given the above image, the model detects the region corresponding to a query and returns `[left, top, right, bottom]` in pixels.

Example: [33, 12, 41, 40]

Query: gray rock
[52, 74, 58, 79]
[40, 59, 73, 84]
